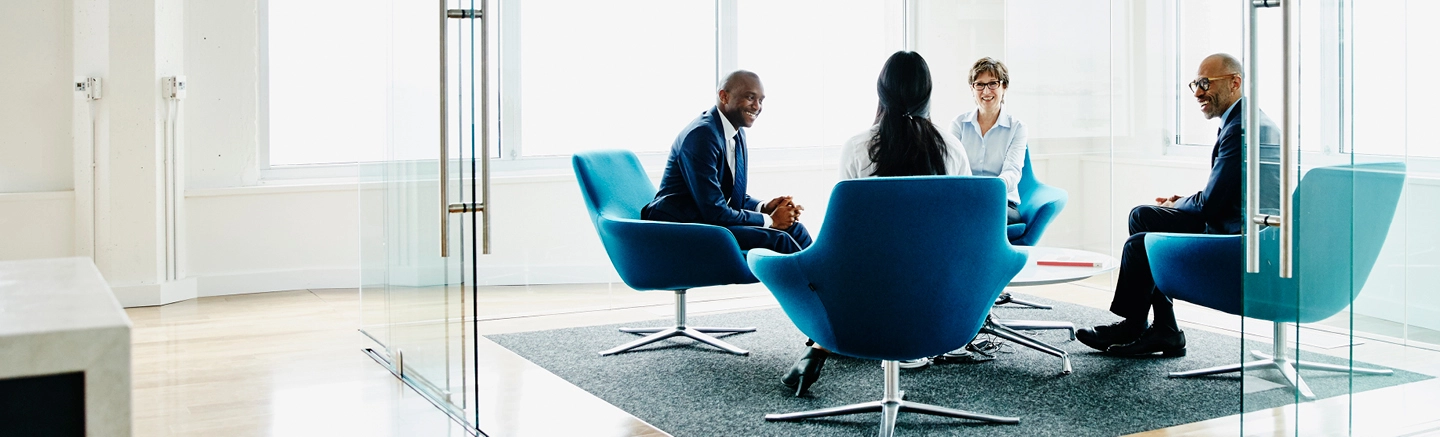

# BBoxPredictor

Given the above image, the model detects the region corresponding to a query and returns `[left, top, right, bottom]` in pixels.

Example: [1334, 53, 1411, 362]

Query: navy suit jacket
[1172, 98, 1281, 234]
[643, 107, 764, 227]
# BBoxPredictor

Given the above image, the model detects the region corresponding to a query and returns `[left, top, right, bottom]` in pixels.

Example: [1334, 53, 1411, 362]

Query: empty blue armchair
[573, 150, 759, 356]
[994, 148, 1070, 311]
[750, 176, 1026, 434]
[1147, 163, 1405, 399]
[1008, 148, 1067, 246]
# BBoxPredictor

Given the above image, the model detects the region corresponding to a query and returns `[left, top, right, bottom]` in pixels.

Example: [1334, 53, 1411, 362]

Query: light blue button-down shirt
[950, 107, 1027, 205]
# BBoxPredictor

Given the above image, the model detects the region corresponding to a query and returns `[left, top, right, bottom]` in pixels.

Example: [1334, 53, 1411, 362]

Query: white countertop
[0, 257, 131, 339]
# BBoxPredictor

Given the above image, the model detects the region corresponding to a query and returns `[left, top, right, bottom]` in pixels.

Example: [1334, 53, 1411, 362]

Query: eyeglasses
[1188, 74, 1238, 93]
[972, 81, 1004, 91]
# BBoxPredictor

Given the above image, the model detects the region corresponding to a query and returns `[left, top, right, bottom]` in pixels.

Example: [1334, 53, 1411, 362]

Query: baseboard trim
[113, 277, 198, 307]
[194, 268, 360, 298]
[113, 264, 622, 307]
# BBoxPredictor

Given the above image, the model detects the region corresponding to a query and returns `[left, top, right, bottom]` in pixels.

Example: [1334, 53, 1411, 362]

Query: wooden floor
[127, 279, 1440, 436]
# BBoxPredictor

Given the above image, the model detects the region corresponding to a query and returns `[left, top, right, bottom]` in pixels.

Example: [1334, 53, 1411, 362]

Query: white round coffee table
[1009, 246, 1120, 286]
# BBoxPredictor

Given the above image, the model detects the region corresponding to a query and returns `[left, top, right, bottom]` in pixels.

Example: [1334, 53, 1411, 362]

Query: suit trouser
[726, 223, 812, 254]
[1109, 205, 1207, 320]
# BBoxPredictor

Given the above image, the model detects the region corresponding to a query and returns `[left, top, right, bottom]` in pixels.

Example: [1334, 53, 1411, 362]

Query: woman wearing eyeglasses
[950, 57, 1027, 225]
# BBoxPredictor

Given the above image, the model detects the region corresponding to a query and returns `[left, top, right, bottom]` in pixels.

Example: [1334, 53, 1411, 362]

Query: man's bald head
[1200, 53, 1243, 78]
[1194, 53, 1244, 119]
[719, 70, 761, 94]
[717, 70, 764, 128]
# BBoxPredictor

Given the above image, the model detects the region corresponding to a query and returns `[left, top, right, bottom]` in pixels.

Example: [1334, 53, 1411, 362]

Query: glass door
[360, 0, 488, 431]
[1239, 0, 1421, 434]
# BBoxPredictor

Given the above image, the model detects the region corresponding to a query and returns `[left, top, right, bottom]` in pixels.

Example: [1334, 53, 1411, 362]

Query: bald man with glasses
[1076, 53, 1281, 357]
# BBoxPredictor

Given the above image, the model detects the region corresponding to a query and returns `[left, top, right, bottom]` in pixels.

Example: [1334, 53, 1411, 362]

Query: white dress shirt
[950, 106, 1027, 205]
[838, 122, 973, 180]
[718, 112, 773, 227]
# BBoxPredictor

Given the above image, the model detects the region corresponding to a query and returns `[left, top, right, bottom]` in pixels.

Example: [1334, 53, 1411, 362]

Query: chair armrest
[1144, 233, 1243, 315]
[1013, 185, 1067, 245]
[598, 217, 757, 290]
[747, 249, 836, 348]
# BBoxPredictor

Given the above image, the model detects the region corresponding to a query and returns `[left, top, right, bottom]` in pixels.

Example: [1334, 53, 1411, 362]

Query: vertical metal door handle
[1279, 0, 1297, 278]
[1245, 0, 1262, 273]
[439, 0, 451, 258]
[479, 3, 491, 255]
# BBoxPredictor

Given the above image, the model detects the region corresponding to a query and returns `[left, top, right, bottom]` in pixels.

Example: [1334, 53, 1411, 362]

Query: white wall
[183, 0, 260, 190]
[1, 2, 75, 194]
[0, 192, 76, 261]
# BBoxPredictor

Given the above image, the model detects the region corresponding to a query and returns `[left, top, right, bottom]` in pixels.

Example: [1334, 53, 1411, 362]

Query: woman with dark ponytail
[781, 51, 971, 397]
[839, 51, 971, 179]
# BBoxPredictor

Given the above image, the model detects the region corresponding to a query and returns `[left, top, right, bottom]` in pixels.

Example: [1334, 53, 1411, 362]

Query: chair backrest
[572, 150, 657, 224]
[1247, 162, 1407, 322]
[771, 176, 1027, 361]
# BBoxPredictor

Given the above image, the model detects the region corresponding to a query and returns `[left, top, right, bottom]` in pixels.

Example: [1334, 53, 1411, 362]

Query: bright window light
[267, 0, 390, 166]
[515, 0, 715, 157]
[736, 0, 894, 149]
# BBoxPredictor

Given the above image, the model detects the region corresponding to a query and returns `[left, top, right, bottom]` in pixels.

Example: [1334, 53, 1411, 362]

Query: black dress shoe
[1106, 327, 1186, 357]
[781, 347, 830, 396]
[1076, 319, 1146, 352]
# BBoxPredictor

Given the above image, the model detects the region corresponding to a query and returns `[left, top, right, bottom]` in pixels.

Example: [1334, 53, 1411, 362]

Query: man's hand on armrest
[1156, 195, 1182, 208]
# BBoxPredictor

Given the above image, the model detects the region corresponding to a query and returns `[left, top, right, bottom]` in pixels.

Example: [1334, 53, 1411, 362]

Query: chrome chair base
[981, 315, 1072, 375]
[994, 292, 1052, 309]
[766, 361, 1017, 437]
[598, 289, 755, 356]
[996, 318, 1076, 340]
[1169, 349, 1392, 400]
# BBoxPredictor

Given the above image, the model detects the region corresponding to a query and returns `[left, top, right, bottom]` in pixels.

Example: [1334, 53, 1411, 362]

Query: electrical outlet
[164, 76, 187, 100]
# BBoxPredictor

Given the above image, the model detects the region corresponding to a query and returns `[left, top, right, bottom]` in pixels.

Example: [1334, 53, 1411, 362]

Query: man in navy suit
[642, 70, 812, 254]
[1077, 53, 1281, 356]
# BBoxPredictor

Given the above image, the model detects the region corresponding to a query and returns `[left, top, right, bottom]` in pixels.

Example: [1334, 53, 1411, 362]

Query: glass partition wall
[352, 0, 1439, 434]
[918, 0, 1439, 435]
[1238, 0, 1440, 434]
[360, 0, 486, 431]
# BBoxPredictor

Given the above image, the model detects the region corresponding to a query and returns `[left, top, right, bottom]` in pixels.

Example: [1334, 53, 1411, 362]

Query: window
[1005, 0, 1119, 140]
[266, 0, 390, 166]
[734, 0, 900, 149]
[264, 0, 906, 166]
[510, 0, 715, 157]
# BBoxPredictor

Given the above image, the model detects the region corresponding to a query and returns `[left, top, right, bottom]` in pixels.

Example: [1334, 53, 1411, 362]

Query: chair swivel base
[597, 289, 755, 356]
[995, 318, 1076, 341]
[981, 315, 1072, 375]
[994, 292, 1052, 309]
[1169, 349, 1393, 400]
[600, 326, 755, 356]
[766, 361, 1017, 437]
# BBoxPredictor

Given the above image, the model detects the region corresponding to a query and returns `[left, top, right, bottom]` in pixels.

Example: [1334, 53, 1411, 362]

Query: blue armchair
[996, 148, 1070, 310]
[1008, 148, 1068, 246]
[750, 176, 1026, 433]
[1147, 163, 1405, 399]
[573, 150, 759, 356]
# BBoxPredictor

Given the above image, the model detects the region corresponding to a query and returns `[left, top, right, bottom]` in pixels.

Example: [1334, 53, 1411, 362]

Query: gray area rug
[487, 294, 1430, 437]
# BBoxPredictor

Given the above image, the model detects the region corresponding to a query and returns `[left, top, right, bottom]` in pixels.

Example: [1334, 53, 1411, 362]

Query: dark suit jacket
[643, 107, 764, 227]
[1172, 98, 1282, 234]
